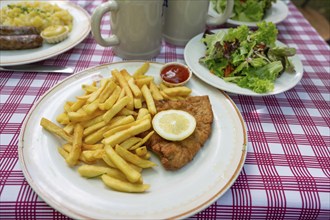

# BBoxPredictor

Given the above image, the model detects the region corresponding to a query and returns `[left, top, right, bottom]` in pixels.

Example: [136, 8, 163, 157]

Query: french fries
[133, 61, 149, 77]
[40, 118, 73, 143]
[115, 145, 156, 168]
[103, 96, 130, 123]
[102, 118, 151, 146]
[101, 174, 149, 193]
[105, 145, 141, 183]
[150, 81, 163, 101]
[141, 84, 157, 115]
[40, 62, 193, 193]
[162, 86, 192, 97]
[66, 123, 83, 166]
[112, 69, 134, 110]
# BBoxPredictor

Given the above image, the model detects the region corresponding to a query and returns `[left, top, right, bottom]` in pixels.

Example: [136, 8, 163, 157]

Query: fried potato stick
[102, 118, 151, 146]
[133, 98, 142, 109]
[63, 123, 75, 135]
[82, 84, 98, 93]
[68, 110, 104, 122]
[84, 99, 100, 115]
[104, 145, 141, 183]
[40, 118, 73, 143]
[101, 174, 149, 193]
[102, 153, 143, 172]
[81, 149, 104, 162]
[149, 81, 163, 101]
[98, 80, 117, 103]
[129, 131, 154, 150]
[117, 108, 138, 116]
[83, 120, 106, 136]
[133, 62, 150, 77]
[70, 99, 86, 112]
[66, 123, 83, 166]
[135, 146, 148, 157]
[127, 78, 142, 97]
[84, 125, 111, 144]
[136, 108, 149, 120]
[82, 143, 104, 150]
[83, 116, 134, 143]
[56, 112, 70, 125]
[120, 69, 133, 81]
[58, 147, 69, 159]
[87, 78, 109, 103]
[112, 69, 134, 110]
[115, 145, 156, 168]
[120, 137, 142, 149]
[78, 164, 126, 179]
[162, 86, 192, 97]
[141, 84, 157, 115]
[99, 86, 121, 110]
[103, 96, 130, 123]
[135, 76, 154, 88]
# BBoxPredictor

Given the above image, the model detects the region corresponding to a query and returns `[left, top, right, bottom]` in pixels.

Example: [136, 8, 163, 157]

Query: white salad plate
[19, 61, 247, 219]
[209, 0, 289, 27]
[184, 29, 304, 96]
[0, 1, 91, 66]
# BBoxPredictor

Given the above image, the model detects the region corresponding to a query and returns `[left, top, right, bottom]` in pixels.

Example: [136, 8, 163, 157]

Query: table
[1, 1, 329, 219]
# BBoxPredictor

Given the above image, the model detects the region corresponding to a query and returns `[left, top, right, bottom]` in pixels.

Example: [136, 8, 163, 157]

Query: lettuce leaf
[224, 25, 249, 42]
[250, 21, 278, 46]
[224, 61, 283, 93]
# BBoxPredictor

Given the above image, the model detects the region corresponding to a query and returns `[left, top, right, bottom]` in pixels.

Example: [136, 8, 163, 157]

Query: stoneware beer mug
[163, 0, 234, 46]
[91, 0, 163, 59]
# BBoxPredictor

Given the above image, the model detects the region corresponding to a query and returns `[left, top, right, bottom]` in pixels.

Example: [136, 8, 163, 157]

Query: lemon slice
[152, 110, 196, 141]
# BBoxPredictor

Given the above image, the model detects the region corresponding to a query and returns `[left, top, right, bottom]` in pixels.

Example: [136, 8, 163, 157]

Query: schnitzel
[147, 96, 213, 170]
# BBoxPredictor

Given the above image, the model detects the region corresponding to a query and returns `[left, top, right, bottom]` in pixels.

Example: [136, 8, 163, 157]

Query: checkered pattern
[1, 1, 329, 219]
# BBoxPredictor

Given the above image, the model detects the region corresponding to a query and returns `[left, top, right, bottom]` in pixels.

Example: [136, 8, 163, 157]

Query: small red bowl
[160, 62, 192, 87]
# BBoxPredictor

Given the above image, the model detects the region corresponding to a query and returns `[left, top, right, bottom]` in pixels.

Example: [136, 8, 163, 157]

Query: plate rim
[18, 61, 248, 219]
[0, 1, 91, 66]
[184, 29, 304, 96]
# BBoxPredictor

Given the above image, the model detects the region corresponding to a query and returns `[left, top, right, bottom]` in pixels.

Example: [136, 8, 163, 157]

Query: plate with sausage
[0, 1, 91, 66]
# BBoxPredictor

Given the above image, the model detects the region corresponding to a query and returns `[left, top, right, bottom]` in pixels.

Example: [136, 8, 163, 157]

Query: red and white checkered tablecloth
[1, 0, 329, 219]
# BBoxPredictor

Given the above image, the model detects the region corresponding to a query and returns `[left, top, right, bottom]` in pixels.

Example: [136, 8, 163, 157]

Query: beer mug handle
[206, 0, 234, 26]
[91, 1, 119, 47]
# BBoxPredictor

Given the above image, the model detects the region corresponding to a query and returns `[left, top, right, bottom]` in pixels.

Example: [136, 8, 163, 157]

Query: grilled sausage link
[0, 25, 39, 36]
[0, 35, 43, 50]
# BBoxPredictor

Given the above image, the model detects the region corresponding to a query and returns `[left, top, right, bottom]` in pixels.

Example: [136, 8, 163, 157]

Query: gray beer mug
[163, 0, 234, 46]
[91, 0, 163, 59]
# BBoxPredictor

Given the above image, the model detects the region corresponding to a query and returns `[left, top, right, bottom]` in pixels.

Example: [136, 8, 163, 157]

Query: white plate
[0, 1, 90, 66]
[19, 61, 247, 219]
[209, 0, 289, 27]
[184, 30, 304, 96]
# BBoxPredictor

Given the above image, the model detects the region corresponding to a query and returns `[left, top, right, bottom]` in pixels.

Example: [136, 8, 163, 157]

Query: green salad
[211, 0, 277, 22]
[199, 22, 296, 93]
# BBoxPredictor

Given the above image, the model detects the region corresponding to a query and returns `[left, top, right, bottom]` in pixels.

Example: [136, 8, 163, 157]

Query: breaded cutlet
[146, 96, 213, 170]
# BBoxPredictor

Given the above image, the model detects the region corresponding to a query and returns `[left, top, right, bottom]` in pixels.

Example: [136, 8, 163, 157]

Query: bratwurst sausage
[0, 25, 39, 36]
[0, 35, 43, 50]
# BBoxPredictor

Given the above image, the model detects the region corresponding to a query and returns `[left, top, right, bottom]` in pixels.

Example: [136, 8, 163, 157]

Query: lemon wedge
[152, 110, 196, 141]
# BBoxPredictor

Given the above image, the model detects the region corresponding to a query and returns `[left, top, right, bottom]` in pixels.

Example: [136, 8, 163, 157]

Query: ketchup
[160, 64, 190, 84]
